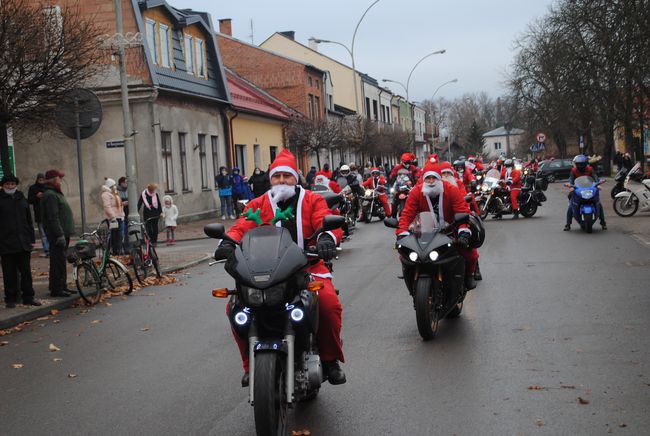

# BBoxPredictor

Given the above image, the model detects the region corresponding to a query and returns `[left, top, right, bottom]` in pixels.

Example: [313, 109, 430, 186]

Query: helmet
[453, 159, 465, 172]
[401, 153, 411, 164]
[349, 162, 357, 171]
[467, 155, 475, 163]
[370, 167, 381, 176]
[339, 164, 350, 176]
[573, 154, 588, 171]
[504, 159, 513, 168]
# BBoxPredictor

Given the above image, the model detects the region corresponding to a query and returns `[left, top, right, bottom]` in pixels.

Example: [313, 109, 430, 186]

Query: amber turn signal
[307, 281, 324, 292]
[212, 288, 230, 298]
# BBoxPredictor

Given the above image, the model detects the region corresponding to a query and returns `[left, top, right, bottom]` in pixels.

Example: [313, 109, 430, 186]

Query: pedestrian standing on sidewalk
[137, 183, 162, 246]
[100, 178, 124, 255]
[215, 166, 235, 220]
[41, 169, 76, 298]
[0, 174, 41, 308]
[162, 195, 178, 245]
[116, 177, 130, 251]
[248, 167, 269, 198]
[27, 173, 49, 258]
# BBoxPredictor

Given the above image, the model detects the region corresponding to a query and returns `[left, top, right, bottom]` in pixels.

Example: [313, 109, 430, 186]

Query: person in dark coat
[215, 166, 235, 219]
[116, 177, 130, 251]
[41, 169, 76, 298]
[27, 173, 49, 258]
[137, 183, 162, 246]
[305, 166, 317, 187]
[0, 174, 41, 307]
[248, 167, 270, 198]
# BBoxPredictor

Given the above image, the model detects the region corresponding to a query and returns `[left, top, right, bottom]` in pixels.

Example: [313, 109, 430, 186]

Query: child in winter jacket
[162, 195, 178, 245]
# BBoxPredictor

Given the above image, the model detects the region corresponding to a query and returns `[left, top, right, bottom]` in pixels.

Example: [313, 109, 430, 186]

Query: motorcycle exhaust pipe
[286, 334, 295, 405]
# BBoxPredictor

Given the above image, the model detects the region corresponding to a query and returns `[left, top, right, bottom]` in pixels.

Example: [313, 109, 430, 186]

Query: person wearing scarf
[101, 178, 125, 254]
[396, 161, 479, 291]
[137, 183, 162, 246]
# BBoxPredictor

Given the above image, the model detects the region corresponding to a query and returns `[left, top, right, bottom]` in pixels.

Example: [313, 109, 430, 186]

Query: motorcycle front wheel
[520, 201, 538, 218]
[414, 277, 439, 341]
[613, 195, 638, 217]
[584, 213, 594, 233]
[254, 353, 287, 436]
[610, 185, 624, 199]
[477, 199, 489, 220]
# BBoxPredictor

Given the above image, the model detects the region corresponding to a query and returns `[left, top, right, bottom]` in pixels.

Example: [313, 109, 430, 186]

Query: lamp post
[312, 0, 380, 115]
[430, 78, 457, 157]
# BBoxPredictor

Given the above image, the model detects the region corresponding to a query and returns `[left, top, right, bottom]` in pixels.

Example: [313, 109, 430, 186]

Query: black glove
[214, 239, 236, 261]
[55, 236, 67, 248]
[457, 232, 471, 248]
[506, 180, 512, 186]
[317, 233, 337, 261]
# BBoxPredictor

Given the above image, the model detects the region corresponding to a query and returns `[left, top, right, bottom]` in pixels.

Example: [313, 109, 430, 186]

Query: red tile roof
[226, 70, 291, 120]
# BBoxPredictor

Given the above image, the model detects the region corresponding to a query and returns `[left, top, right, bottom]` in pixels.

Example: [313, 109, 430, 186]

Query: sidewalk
[0, 217, 235, 330]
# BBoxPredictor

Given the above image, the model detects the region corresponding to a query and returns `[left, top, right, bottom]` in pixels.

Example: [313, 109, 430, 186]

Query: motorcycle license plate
[399, 194, 406, 200]
[362, 201, 369, 206]
[581, 205, 594, 214]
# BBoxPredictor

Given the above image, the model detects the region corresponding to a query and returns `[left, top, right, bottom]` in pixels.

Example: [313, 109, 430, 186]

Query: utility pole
[114, 0, 140, 238]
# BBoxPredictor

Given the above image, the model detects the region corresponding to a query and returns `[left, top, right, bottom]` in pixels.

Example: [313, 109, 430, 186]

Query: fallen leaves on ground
[291, 430, 311, 436]
[578, 397, 590, 405]
[53, 319, 60, 324]
[53, 358, 63, 362]
[50, 309, 59, 316]
[12, 363, 23, 369]
[561, 385, 576, 389]
[68, 373, 77, 378]
[0, 341, 9, 346]
[36, 316, 49, 321]
[528, 385, 547, 390]
[0, 321, 32, 336]
[140, 327, 150, 332]
[49, 343, 61, 352]
[91, 320, 102, 324]
[535, 419, 544, 427]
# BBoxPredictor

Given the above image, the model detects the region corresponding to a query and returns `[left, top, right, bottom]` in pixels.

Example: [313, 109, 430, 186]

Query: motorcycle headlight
[365, 189, 373, 197]
[580, 190, 594, 199]
[243, 287, 264, 307]
[428, 251, 439, 261]
[408, 251, 418, 262]
[481, 184, 489, 192]
[390, 188, 395, 194]
[476, 175, 482, 180]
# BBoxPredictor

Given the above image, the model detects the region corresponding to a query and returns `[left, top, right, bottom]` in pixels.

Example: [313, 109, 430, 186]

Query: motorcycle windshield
[574, 176, 595, 188]
[410, 212, 439, 235]
[233, 226, 308, 289]
[336, 176, 348, 188]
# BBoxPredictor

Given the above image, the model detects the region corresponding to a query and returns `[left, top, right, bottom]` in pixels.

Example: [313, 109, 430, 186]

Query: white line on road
[631, 233, 650, 248]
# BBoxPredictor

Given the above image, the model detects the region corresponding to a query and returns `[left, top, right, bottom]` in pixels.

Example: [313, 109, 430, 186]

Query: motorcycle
[360, 187, 387, 223]
[610, 167, 629, 199]
[613, 163, 650, 217]
[339, 185, 357, 234]
[566, 176, 606, 233]
[384, 213, 472, 340]
[477, 168, 546, 219]
[205, 215, 345, 436]
[390, 172, 413, 218]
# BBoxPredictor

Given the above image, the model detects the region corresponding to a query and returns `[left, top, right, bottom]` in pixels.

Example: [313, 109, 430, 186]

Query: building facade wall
[482, 134, 524, 159]
[231, 114, 285, 176]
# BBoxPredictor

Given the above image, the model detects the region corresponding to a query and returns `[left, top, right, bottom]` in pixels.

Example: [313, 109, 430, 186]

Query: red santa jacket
[363, 175, 388, 194]
[390, 164, 419, 181]
[396, 181, 470, 236]
[328, 180, 342, 194]
[226, 187, 342, 278]
[474, 161, 485, 172]
[500, 167, 522, 189]
[316, 170, 333, 180]
[462, 170, 475, 191]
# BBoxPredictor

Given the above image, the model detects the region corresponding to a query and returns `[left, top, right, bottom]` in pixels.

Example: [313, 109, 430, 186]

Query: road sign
[0, 128, 16, 179]
[579, 135, 585, 150]
[536, 132, 547, 143]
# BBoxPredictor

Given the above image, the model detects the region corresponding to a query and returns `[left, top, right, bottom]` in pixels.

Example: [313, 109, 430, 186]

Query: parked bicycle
[69, 224, 133, 305]
[129, 218, 162, 284]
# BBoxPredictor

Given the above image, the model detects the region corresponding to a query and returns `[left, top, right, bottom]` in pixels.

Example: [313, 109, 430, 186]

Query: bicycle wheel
[104, 259, 134, 295]
[149, 245, 162, 278]
[131, 247, 148, 284]
[74, 263, 101, 305]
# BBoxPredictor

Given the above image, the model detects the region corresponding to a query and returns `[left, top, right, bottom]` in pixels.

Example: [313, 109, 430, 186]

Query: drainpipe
[224, 108, 238, 168]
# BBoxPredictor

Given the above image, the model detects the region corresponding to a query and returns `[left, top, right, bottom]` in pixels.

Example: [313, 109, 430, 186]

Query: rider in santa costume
[214, 149, 346, 387]
[500, 158, 522, 219]
[362, 167, 391, 218]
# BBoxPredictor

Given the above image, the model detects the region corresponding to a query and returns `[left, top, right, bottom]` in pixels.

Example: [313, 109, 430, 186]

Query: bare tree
[287, 117, 343, 169]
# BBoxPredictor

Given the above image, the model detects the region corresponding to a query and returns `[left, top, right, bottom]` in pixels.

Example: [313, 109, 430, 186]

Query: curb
[0, 254, 213, 331]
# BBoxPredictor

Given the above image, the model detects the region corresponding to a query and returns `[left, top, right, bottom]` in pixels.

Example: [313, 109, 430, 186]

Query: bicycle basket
[74, 240, 97, 260]
[66, 248, 78, 264]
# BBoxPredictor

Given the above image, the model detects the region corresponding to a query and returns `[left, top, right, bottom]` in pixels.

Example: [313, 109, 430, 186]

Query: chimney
[219, 18, 232, 36]
[308, 38, 319, 52]
[279, 31, 295, 41]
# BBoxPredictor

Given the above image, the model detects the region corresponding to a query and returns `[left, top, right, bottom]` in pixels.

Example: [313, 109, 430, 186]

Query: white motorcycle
[613, 163, 650, 217]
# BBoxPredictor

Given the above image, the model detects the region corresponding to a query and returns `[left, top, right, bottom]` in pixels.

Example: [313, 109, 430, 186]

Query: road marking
[631, 234, 650, 248]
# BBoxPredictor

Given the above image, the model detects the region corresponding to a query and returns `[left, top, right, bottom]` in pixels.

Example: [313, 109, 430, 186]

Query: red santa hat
[422, 161, 442, 180]
[269, 149, 299, 180]
[439, 161, 455, 174]
[427, 154, 439, 164]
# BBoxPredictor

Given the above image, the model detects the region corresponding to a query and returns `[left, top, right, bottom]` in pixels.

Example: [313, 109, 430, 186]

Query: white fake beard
[269, 184, 296, 203]
[422, 181, 444, 197]
[442, 174, 457, 187]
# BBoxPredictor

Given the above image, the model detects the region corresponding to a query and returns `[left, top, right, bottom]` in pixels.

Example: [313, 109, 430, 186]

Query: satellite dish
[55, 88, 102, 140]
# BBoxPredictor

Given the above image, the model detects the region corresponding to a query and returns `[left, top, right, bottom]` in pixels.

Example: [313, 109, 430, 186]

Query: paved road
[1, 184, 649, 435]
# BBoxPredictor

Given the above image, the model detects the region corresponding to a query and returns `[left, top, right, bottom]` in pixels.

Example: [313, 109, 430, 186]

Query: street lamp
[311, 0, 380, 115]
[429, 78, 458, 160]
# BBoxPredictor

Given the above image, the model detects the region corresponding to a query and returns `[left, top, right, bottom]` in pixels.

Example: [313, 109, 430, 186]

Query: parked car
[537, 159, 573, 182]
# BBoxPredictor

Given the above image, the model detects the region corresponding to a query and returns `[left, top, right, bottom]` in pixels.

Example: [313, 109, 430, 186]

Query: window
[184, 34, 194, 74]
[159, 24, 171, 68]
[314, 96, 321, 120]
[211, 135, 220, 186]
[254, 144, 261, 168]
[316, 79, 320, 90]
[161, 131, 174, 192]
[494, 142, 501, 150]
[196, 38, 206, 77]
[236, 144, 247, 175]
[308, 77, 313, 86]
[372, 100, 378, 121]
[146, 19, 159, 65]
[549, 161, 562, 168]
[308, 94, 314, 119]
[365, 97, 371, 119]
[198, 134, 208, 189]
[328, 95, 333, 110]
[179, 133, 189, 191]
[270, 146, 278, 162]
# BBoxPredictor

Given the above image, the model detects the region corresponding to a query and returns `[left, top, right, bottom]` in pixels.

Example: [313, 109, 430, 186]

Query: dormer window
[196, 38, 206, 78]
[184, 34, 195, 75]
[146, 19, 159, 64]
[159, 24, 171, 68]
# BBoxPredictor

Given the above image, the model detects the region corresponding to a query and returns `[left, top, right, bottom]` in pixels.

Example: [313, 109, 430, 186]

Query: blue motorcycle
[567, 176, 605, 233]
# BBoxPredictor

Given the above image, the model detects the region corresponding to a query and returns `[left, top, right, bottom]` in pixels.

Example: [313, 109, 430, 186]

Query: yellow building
[226, 70, 292, 176]
[260, 32, 363, 114]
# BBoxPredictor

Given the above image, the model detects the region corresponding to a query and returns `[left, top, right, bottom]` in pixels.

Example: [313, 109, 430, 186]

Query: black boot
[465, 275, 477, 291]
[241, 372, 249, 387]
[563, 224, 571, 231]
[323, 360, 346, 385]
[512, 210, 519, 219]
[601, 222, 607, 230]
[474, 264, 483, 281]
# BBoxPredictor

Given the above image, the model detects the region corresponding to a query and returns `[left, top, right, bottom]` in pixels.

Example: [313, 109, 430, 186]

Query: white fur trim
[310, 272, 333, 280]
[318, 230, 338, 245]
[422, 170, 441, 180]
[458, 228, 472, 236]
[270, 165, 299, 181]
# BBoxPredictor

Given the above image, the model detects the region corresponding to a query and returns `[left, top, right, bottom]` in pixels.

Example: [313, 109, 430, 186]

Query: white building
[482, 126, 525, 159]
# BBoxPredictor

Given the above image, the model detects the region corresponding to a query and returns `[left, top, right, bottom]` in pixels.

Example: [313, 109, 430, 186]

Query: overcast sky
[174, 0, 555, 101]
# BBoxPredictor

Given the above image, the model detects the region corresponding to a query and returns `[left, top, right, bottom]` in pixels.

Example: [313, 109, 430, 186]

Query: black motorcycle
[205, 215, 345, 436]
[360, 187, 387, 223]
[611, 168, 629, 199]
[478, 168, 546, 219]
[385, 213, 476, 340]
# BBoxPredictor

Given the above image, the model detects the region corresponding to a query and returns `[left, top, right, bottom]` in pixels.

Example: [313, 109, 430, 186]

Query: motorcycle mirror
[597, 179, 607, 185]
[464, 194, 473, 203]
[204, 223, 226, 239]
[453, 213, 470, 226]
[563, 183, 571, 188]
[322, 215, 346, 232]
[384, 217, 399, 228]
